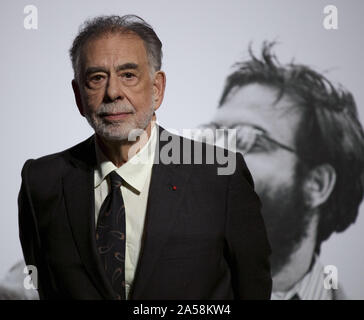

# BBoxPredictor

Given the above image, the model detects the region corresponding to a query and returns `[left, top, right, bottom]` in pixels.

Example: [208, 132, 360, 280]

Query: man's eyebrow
[85, 63, 139, 76]
[229, 122, 268, 134]
[115, 63, 138, 72]
[85, 67, 107, 76]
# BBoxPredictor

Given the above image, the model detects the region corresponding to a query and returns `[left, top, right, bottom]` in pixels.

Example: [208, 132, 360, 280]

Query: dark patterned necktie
[96, 170, 126, 300]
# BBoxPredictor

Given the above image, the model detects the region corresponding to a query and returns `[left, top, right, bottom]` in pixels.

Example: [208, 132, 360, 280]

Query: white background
[1, 0, 363, 298]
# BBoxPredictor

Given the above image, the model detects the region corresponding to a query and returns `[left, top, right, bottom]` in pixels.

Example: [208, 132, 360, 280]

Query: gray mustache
[97, 103, 135, 116]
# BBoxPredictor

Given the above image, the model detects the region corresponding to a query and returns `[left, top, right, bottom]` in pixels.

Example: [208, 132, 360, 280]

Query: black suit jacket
[18, 125, 272, 300]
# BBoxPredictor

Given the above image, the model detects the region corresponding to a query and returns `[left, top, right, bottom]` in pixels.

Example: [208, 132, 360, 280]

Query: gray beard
[85, 105, 154, 142]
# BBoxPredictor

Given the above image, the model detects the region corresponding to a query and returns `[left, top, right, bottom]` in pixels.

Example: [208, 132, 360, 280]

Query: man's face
[213, 83, 312, 275]
[74, 32, 160, 141]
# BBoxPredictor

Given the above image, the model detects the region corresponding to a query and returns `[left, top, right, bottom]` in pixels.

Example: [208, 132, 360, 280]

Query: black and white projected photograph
[0, 0, 363, 301]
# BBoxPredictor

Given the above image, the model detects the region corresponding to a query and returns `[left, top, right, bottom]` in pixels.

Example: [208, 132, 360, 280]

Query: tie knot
[109, 171, 123, 189]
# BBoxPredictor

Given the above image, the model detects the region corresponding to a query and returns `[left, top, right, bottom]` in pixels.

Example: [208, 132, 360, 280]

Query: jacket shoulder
[20, 135, 95, 193]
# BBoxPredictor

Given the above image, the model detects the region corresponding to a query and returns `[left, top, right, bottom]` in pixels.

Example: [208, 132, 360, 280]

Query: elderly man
[203, 43, 364, 299]
[18, 15, 271, 300]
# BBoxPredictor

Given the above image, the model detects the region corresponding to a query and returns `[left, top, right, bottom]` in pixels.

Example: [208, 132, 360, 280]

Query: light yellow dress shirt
[93, 124, 157, 299]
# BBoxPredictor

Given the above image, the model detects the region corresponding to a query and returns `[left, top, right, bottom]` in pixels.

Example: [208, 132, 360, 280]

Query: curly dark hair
[219, 42, 364, 252]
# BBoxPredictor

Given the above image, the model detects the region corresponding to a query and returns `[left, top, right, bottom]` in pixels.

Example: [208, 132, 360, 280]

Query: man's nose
[104, 74, 124, 102]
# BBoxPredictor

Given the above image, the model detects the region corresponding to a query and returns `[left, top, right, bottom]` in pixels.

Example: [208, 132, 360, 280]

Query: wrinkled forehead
[80, 31, 148, 70]
[213, 83, 304, 148]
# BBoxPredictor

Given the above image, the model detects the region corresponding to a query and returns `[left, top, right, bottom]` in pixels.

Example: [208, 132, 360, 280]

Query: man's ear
[72, 79, 85, 117]
[303, 164, 336, 209]
[152, 71, 166, 112]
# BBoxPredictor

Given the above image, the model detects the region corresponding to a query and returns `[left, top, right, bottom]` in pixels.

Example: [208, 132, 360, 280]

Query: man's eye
[252, 136, 275, 152]
[247, 141, 267, 153]
[122, 72, 136, 79]
[91, 75, 104, 82]
[237, 136, 273, 154]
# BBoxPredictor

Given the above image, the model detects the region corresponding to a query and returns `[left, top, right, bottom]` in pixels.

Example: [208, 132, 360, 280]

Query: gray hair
[69, 14, 163, 82]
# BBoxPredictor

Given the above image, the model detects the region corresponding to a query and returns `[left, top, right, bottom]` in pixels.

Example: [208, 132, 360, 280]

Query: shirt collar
[271, 255, 334, 300]
[94, 123, 157, 193]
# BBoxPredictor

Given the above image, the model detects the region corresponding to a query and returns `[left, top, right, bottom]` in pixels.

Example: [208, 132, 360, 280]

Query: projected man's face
[213, 83, 312, 276]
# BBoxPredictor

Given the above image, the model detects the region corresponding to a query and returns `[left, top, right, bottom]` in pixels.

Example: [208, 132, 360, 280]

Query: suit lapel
[61, 127, 192, 300]
[62, 135, 115, 299]
[130, 126, 193, 299]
